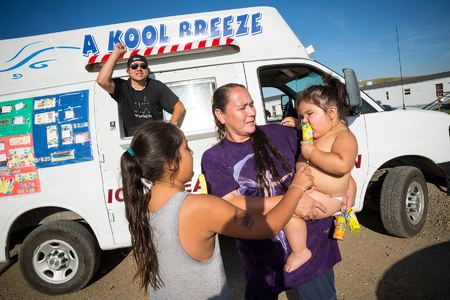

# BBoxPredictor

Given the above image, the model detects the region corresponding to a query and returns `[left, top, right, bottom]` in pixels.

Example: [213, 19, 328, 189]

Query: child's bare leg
[284, 216, 311, 273]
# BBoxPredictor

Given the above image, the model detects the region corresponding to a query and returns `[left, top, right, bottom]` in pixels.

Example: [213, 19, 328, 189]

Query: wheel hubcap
[405, 181, 424, 225]
[33, 239, 79, 284]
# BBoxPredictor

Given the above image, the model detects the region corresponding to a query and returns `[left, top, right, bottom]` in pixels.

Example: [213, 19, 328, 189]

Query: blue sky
[1, 0, 449, 80]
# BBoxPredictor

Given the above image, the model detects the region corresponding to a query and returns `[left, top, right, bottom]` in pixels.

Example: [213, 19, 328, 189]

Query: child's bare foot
[284, 248, 312, 273]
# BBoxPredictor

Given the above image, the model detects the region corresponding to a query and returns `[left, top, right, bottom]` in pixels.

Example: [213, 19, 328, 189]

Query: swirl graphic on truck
[0, 41, 80, 79]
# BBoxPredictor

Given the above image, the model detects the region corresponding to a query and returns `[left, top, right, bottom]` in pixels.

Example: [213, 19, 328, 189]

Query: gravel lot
[0, 183, 449, 299]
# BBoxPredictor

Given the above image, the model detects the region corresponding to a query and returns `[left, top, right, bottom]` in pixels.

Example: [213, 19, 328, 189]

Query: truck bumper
[437, 161, 450, 195]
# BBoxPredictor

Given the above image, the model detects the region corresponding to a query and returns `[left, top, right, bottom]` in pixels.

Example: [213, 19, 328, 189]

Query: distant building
[264, 94, 283, 120]
[361, 71, 450, 108]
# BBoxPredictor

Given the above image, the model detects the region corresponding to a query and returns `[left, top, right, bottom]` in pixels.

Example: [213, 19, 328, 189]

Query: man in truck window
[97, 43, 186, 136]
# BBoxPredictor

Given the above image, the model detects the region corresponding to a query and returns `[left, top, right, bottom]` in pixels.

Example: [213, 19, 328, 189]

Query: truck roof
[0, 6, 311, 96]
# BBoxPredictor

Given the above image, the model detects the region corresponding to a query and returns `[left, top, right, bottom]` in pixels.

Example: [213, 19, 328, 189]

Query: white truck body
[0, 6, 449, 294]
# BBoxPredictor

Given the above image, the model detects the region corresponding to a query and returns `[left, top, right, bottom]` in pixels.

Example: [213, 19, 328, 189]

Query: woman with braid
[120, 121, 315, 299]
[201, 83, 355, 300]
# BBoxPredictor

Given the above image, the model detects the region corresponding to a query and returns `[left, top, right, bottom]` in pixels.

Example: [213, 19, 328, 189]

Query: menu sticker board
[0, 97, 40, 197]
[0, 90, 93, 197]
[0, 133, 40, 197]
[33, 90, 93, 168]
[0, 98, 33, 137]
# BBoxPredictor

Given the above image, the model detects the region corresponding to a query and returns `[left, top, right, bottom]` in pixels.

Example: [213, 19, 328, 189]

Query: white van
[0, 6, 449, 294]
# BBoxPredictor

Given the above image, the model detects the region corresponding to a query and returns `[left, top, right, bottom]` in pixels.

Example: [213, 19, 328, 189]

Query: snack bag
[333, 215, 346, 240]
[344, 208, 361, 233]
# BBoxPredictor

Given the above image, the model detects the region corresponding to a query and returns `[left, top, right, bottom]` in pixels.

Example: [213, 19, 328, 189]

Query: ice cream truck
[0, 6, 449, 294]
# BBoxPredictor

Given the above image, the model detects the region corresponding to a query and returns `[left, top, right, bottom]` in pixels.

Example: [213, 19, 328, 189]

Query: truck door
[243, 59, 370, 210]
[93, 83, 131, 246]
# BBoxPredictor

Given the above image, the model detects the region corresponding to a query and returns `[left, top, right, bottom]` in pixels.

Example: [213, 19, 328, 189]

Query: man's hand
[294, 190, 327, 220]
[113, 43, 127, 56]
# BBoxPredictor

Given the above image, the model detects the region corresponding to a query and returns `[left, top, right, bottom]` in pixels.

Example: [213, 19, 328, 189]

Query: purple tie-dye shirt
[201, 124, 341, 293]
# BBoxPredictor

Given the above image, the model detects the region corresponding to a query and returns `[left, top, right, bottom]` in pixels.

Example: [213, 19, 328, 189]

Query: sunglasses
[129, 63, 148, 70]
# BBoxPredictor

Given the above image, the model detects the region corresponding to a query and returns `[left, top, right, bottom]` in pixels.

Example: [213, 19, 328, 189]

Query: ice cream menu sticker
[33, 90, 93, 168]
[0, 98, 40, 196]
[0, 90, 93, 197]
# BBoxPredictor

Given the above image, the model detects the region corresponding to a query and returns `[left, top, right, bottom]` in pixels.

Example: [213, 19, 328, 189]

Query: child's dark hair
[296, 74, 348, 124]
[120, 121, 184, 291]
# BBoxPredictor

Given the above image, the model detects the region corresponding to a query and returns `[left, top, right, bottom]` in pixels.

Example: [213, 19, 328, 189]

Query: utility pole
[396, 27, 406, 110]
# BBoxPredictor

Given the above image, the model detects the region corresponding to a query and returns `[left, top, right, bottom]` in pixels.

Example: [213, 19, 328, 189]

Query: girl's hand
[294, 189, 327, 220]
[300, 142, 315, 160]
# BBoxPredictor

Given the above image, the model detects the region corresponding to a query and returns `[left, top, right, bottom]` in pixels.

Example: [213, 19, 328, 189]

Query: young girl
[120, 121, 314, 299]
[282, 75, 358, 273]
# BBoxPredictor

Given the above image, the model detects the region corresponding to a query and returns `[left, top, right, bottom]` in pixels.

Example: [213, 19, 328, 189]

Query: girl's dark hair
[120, 121, 184, 291]
[212, 83, 291, 195]
[296, 74, 348, 125]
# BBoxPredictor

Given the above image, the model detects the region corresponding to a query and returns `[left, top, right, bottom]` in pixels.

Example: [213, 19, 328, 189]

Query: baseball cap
[127, 54, 148, 68]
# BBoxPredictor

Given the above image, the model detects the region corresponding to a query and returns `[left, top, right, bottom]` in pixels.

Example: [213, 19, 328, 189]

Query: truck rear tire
[19, 220, 100, 294]
[380, 166, 428, 238]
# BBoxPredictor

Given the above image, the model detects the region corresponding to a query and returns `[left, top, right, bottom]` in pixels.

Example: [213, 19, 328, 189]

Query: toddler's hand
[300, 142, 315, 160]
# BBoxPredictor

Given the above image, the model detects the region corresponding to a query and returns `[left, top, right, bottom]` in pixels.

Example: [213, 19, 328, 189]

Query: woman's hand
[281, 117, 299, 128]
[290, 163, 314, 191]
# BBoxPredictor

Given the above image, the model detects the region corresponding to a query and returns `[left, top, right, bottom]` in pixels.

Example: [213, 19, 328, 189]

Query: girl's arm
[190, 165, 313, 240]
[302, 131, 358, 176]
[221, 191, 282, 215]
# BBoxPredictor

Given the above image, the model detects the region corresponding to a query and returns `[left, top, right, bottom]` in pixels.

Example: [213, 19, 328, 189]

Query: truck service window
[165, 79, 216, 135]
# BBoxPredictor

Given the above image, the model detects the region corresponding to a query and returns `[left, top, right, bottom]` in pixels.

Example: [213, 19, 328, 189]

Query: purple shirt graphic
[201, 124, 341, 293]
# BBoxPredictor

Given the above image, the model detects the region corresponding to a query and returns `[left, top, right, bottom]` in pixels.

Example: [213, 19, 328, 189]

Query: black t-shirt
[110, 77, 179, 136]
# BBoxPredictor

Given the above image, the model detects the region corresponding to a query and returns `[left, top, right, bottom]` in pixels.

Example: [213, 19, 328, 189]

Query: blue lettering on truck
[82, 12, 263, 56]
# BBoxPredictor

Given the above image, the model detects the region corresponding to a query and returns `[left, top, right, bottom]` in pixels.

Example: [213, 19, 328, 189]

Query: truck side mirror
[343, 68, 362, 115]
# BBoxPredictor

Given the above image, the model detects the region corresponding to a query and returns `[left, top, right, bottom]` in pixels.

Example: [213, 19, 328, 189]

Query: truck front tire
[380, 166, 428, 238]
[19, 220, 100, 294]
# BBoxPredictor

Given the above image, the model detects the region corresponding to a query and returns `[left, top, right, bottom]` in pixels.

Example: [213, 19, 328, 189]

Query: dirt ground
[0, 183, 449, 300]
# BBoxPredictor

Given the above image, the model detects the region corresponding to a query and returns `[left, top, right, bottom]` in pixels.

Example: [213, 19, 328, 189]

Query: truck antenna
[396, 27, 406, 110]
